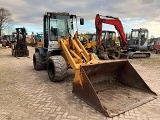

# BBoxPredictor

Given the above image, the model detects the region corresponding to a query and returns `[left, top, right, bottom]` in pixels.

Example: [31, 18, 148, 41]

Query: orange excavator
[95, 14, 150, 59]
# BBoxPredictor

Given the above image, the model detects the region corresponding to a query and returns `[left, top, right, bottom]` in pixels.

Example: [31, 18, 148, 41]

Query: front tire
[97, 46, 109, 60]
[110, 47, 121, 59]
[47, 56, 67, 82]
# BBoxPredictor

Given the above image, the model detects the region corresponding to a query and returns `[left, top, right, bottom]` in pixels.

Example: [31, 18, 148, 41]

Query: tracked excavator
[95, 14, 151, 59]
[33, 12, 157, 117]
[126, 28, 151, 58]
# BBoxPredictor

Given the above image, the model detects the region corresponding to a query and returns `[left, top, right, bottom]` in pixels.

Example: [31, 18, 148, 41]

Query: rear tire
[11, 49, 14, 55]
[33, 52, 46, 70]
[13, 50, 16, 57]
[110, 47, 121, 59]
[98, 51, 109, 60]
[152, 49, 157, 54]
[47, 56, 67, 82]
[26, 50, 29, 56]
[2, 42, 6, 48]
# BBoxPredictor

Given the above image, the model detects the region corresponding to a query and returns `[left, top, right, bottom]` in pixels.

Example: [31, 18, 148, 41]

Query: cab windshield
[102, 31, 116, 40]
[131, 30, 148, 39]
[50, 17, 73, 41]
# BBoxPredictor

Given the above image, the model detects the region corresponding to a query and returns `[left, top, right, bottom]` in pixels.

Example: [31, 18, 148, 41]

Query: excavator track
[128, 52, 151, 59]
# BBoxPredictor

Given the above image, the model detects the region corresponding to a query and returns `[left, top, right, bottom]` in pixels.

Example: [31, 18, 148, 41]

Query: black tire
[97, 47, 109, 60]
[13, 50, 16, 57]
[2, 42, 6, 48]
[33, 52, 46, 70]
[47, 56, 67, 82]
[11, 49, 13, 55]
[26, 50, 29, 56]
[110, 47, 121, 59]
[152, 49, 158, 54]
[98, 51, 109, 60]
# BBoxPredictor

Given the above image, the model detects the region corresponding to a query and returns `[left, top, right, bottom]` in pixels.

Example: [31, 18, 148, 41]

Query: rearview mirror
[80, 18, 84, 25]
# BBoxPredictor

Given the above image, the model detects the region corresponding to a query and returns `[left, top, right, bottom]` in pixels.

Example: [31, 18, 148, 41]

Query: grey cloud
[3, 0, 159, 22]
[0, 0, 160, 36]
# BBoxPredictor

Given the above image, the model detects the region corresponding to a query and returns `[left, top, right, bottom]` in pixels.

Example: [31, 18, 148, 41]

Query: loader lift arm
[58, 32, 99, 71]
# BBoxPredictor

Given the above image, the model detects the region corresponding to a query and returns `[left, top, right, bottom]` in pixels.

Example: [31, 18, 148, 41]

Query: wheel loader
[33, 12, 157, 117]
[29, 32, 43, 47]
[89, 30, 121, 59]
[11, 28, 29, 57]
[79, 31, 120, 59]
[78, 33, 96, 52]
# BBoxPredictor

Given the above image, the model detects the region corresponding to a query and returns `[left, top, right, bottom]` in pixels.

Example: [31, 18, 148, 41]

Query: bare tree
[0, 8, 12, 36]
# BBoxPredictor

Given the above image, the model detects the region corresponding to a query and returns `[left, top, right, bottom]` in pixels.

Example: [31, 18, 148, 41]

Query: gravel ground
[0, 45, 160, 120]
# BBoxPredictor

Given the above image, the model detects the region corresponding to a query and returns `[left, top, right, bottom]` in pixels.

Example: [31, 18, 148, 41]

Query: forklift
[11, 28, 29, 57]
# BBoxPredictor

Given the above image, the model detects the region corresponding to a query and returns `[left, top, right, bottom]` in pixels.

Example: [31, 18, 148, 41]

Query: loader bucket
[72, 60, 157, 117]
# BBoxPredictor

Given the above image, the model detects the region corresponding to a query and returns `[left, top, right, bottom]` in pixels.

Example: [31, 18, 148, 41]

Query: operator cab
[102, 31, 117, 48]
[43, 12, 84, 51]
[129, 28, 148, 51]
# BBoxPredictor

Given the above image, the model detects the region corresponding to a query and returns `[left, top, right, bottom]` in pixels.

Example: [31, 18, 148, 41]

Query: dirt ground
[0, 45, 160, 120]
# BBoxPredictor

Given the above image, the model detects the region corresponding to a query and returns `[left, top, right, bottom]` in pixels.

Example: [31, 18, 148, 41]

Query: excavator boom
[95, 14, 127, 50]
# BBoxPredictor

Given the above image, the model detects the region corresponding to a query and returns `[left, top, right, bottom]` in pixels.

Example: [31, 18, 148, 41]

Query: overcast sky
[1, 0, 160, 38]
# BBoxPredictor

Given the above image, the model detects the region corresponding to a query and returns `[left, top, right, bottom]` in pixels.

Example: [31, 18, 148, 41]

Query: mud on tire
[47, 56, 67, 82]
[33, 52, 46, 70]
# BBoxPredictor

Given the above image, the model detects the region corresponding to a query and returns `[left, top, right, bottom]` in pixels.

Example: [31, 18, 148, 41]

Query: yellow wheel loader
[80, 30, 121, 59]
[78, 33, 96, 52]
[33, 12, 157, 117]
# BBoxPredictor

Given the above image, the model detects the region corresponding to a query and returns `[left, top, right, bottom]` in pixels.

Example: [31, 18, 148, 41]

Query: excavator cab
[126, 28, 151, 58]
[100, 30, 121, 59]
[129, 28, 149, 51]
[33, 12, 157, 118]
